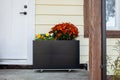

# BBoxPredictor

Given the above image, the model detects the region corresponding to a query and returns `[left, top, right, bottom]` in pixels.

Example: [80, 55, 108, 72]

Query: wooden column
[89, 0, 102, 80]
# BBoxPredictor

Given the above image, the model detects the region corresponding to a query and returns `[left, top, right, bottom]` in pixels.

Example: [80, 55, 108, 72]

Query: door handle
[20, 12, 27, 15]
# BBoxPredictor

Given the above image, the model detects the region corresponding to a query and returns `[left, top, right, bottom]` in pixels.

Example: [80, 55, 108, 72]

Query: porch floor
[0, 69, 88, 80]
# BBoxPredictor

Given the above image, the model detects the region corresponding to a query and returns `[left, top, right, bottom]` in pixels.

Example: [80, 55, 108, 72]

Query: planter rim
[33, 40, 79, 41]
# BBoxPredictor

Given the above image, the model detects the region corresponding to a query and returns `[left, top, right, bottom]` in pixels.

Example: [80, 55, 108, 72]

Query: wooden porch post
[89, 0, 102, 80]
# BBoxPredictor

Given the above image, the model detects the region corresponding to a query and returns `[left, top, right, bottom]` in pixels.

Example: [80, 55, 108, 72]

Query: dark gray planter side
[33, 40, 80, 69]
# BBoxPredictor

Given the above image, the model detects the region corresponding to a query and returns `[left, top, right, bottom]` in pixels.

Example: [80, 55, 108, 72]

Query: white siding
[107, 38, 120, 56]
[107, 38, 120, 75]
[35, 15, 84, 25]
[36, 5, 83, 15]
[35, 0, 83, 5]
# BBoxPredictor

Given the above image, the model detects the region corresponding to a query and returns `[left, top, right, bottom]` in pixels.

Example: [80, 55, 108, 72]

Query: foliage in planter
[35, 22, 79, 41]
[35, 33, 54, 41]
[107, 40, 120, 80]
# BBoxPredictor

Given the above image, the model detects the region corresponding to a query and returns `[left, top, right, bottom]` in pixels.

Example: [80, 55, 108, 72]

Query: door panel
[0, 0, 34, 64]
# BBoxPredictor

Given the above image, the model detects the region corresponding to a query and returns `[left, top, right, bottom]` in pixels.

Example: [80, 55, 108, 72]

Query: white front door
[0, 0, 35, 65]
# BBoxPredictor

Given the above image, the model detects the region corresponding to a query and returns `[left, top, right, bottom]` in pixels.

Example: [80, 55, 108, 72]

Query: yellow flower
[46, 33, 49, 36]
[41, 36, 44, 38]
[36, 34, 41, 39]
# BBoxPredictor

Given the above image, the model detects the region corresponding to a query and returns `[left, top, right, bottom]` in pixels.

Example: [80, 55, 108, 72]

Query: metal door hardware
[24, 5, 27, 8]
[20, 12, 27, 15]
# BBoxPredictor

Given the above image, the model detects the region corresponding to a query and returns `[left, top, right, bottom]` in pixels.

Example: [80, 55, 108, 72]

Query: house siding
[107, 39, 120, 75]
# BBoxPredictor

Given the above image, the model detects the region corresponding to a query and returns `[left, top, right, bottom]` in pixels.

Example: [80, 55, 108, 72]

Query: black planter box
[33, 40, 80, 69]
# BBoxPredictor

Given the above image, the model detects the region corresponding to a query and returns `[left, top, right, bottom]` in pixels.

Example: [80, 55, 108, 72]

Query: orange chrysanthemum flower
[49, 22, 79, 40]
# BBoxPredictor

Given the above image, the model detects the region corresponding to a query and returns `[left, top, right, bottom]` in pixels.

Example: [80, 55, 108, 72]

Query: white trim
[0, 60, 31, 65]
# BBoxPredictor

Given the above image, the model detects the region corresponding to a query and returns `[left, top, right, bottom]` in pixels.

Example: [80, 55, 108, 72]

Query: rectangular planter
[33, 40, 80, 69]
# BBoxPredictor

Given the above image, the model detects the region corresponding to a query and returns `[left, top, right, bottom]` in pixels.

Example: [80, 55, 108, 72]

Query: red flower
[49, 22, 79, 40]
